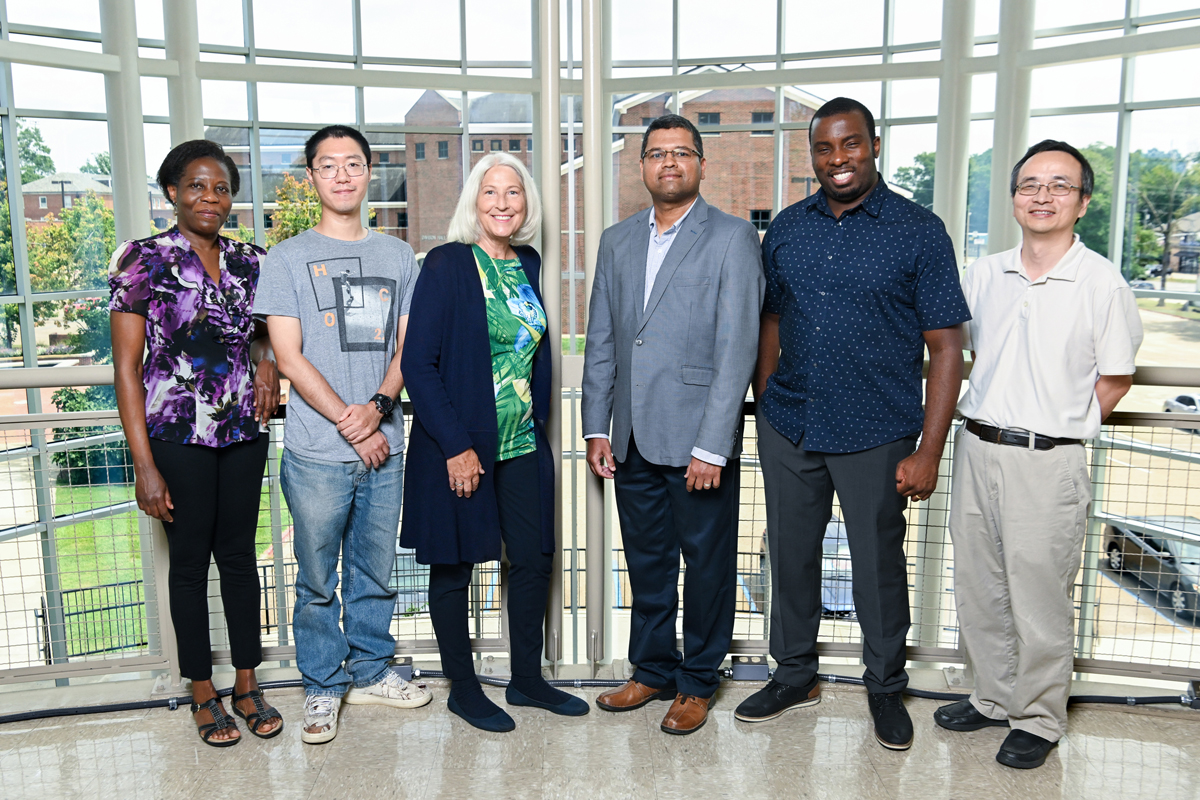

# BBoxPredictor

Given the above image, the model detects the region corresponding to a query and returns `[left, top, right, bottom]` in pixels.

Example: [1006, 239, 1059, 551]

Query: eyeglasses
[313, 161, 368, 180]
[641, 148, 701, 162]
[1015, 180, 1079, 197]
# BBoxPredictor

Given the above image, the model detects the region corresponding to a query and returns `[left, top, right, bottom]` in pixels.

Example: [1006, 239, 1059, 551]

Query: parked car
[1163, 393, 1200, 434]
[1105, 516, 1200, 614]
[1129, 280, 1157, 290]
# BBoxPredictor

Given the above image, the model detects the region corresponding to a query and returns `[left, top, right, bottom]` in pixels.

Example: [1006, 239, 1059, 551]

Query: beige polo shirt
[957, 235, 1143, 440]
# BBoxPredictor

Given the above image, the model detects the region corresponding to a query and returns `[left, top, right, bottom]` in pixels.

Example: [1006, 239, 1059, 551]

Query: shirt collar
[650, 198, 698, 236]
[1005, 234, 1085, 282]
[803, 179, 889, 219]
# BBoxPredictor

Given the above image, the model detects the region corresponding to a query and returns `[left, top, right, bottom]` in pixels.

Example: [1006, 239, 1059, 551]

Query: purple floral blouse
[108, 228, 267, 448]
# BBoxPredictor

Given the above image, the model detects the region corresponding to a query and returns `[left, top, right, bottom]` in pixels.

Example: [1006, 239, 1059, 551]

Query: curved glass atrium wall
[0, 0, 1197, 697]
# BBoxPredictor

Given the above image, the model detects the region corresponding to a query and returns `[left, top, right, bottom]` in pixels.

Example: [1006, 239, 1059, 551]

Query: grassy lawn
[51, 480, 289, 595]
[1137, 297, 1200, 322]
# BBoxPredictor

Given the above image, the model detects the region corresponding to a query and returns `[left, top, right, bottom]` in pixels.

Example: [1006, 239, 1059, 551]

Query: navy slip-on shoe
[447, 693, 516, 732]
[505, 684, 591, 716]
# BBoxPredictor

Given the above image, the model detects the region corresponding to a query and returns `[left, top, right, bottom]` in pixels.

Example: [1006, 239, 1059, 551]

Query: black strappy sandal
[191, 697, 241, 748]
[231, 689, 284, 739]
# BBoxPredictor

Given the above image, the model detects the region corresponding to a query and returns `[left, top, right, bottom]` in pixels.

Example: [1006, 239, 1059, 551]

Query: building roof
[22, 172, 114, 194]
[21, 171, 163, 197]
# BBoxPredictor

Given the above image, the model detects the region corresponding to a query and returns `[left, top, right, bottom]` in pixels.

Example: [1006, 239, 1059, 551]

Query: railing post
[149, 515, 182, 691]
[1076, 431, 1110, 660]
[537, 0, 564, 671]
[582, 0, 606, 674]
[266, 423, 290, 660]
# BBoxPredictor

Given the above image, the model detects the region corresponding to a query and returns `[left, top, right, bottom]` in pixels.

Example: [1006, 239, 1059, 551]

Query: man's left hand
[895, 449, 940, 502]
[685, 457, 722, 493]
[337, 403, 383, 444]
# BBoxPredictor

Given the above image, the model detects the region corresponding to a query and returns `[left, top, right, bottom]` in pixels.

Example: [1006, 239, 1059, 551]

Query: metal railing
[0, 366, 1198, 690]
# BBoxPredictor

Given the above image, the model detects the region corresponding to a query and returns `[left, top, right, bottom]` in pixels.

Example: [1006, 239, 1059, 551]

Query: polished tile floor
[1, 681, 1198, 799]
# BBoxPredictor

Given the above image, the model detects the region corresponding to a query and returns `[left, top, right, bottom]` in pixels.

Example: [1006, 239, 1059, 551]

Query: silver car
[1105, 516, 1200, 615]
[1163, 393, 1200, 435]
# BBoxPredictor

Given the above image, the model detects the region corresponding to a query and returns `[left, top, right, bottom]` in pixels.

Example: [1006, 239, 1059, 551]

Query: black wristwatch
[370, 393, 395, 418]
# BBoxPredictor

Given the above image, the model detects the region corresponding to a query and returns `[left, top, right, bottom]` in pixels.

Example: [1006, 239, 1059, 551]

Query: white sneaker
[345, 668, 433, 709]
[301, 695, 340, 744]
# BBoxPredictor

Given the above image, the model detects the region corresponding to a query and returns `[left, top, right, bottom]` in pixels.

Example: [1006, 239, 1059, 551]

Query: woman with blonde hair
[401, 153, 587, 731]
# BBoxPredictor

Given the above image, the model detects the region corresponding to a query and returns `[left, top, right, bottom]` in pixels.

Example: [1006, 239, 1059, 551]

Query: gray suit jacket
[581, 195, 765, 468]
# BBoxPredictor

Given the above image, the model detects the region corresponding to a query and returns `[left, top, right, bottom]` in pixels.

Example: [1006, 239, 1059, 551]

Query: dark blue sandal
[191, 697, 241, 747]
[231, 689, 284, 739]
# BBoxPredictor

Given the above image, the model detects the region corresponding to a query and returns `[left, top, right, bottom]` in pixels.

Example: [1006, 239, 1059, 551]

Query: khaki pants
[948, 428, 1091, 742]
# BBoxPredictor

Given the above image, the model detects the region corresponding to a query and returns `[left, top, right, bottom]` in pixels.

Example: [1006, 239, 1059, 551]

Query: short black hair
[157, 140, 240, 203]
[305, 125, 371, 169]
[641, 114, 704, 159]
[810, 97, 876, 142]
[1010, 139, 1094, 198]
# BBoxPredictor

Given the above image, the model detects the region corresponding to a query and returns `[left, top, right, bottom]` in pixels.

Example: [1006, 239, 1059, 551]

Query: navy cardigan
[399, 241, 555, 565]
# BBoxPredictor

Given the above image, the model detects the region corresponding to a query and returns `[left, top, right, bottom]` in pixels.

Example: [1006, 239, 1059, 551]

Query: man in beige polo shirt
[935, 140, 1143, 770]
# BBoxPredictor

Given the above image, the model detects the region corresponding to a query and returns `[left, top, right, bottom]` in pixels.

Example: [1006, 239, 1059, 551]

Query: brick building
[22, 172, 172, 230]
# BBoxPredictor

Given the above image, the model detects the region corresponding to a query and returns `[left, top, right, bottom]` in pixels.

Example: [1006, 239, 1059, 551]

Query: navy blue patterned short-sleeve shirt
[760, 180, 970, 454]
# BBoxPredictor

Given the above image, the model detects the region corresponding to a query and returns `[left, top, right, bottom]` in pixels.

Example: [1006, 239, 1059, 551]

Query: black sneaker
[868, 691, 913, 750]
[933, 698, 1010, 732]
[996, 729, 1057, 769]
[734, 677, 821, 722]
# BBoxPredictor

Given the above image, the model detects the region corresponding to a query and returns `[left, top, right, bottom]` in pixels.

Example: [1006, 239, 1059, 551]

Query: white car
[1164, 393, 1200, 435]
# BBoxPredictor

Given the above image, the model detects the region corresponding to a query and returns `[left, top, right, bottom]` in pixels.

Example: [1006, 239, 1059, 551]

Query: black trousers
[613, 434, 738, 699]
[149, 436, 269, 681]
[428, 452, 552, 681]
[757, 415, 916, 694]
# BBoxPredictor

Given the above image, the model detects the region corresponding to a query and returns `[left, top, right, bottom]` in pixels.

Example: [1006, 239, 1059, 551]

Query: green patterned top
[473, 245, 547, 461]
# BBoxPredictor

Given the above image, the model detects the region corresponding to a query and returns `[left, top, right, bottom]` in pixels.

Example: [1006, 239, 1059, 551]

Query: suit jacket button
[635, 338, 643, 346]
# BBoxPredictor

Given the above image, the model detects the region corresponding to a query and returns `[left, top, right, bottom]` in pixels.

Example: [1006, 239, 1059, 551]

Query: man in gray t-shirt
[253, 126, 432, 746]
[255, 227, 416, 461]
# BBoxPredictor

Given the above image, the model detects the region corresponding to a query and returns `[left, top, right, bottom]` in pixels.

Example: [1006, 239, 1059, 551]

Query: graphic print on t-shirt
[307, 256, 397, 352]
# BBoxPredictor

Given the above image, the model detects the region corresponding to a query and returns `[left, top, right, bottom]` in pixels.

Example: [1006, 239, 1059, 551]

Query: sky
[4, 0, 1200, 189]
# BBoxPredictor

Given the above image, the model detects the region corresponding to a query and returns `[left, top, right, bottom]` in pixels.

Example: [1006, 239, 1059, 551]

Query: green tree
[1129, 149, 1200, 289]
[17, 122, 55, 184]
[79, 151, 112, 175]
[892, 151, 935, 210]
[1076, 142, 1114, 257]
[967, 149, 991, 234]
[266, 173, 322, 247]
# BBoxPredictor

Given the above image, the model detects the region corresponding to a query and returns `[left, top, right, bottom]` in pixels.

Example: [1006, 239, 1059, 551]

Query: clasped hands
[337, 402, 389, 468]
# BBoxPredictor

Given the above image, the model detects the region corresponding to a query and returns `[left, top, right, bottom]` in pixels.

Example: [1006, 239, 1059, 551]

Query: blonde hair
[446, 153, 542, 246]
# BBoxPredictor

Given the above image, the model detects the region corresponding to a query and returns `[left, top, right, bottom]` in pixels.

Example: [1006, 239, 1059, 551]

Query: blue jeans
[281, 448, 402, 697]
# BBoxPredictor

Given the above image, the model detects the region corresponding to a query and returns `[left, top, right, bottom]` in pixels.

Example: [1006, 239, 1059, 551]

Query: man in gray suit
[582, 114, 765, 736]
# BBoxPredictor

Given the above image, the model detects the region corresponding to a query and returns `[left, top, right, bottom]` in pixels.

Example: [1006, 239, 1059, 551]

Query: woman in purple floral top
[111, 140, 283, 747]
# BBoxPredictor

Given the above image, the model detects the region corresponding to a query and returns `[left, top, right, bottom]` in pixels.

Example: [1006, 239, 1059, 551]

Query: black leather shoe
[933, 698, 1010, 732]
[868, 691, 913, 750]
[996, 729, 1057, 769]
[734, 677, 821, 722]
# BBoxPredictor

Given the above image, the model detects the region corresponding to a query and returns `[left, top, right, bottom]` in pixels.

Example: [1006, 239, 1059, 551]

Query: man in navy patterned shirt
[734, 97, 970, 751]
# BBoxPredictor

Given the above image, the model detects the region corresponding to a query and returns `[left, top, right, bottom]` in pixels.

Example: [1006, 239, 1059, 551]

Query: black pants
[149, 436, 269, 681]
[613, 434, 738, 699]
[757, 415, 916, 694]
[428, 452, 552, 681]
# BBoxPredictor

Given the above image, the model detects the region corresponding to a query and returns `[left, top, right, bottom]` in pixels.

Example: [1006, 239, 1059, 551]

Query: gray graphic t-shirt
[254, 229, 417, 462]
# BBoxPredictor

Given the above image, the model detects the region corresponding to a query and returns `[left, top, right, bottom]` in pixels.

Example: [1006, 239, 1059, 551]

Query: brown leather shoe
[660, 693, 710, 735]
[595, 680, 676, 712]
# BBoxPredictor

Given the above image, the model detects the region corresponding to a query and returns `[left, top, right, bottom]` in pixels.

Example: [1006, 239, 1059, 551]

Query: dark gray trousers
[757, 414, 916, 694]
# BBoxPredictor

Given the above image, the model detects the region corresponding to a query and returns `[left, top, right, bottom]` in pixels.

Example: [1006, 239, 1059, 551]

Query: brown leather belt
[964, 419, 1081, 451]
